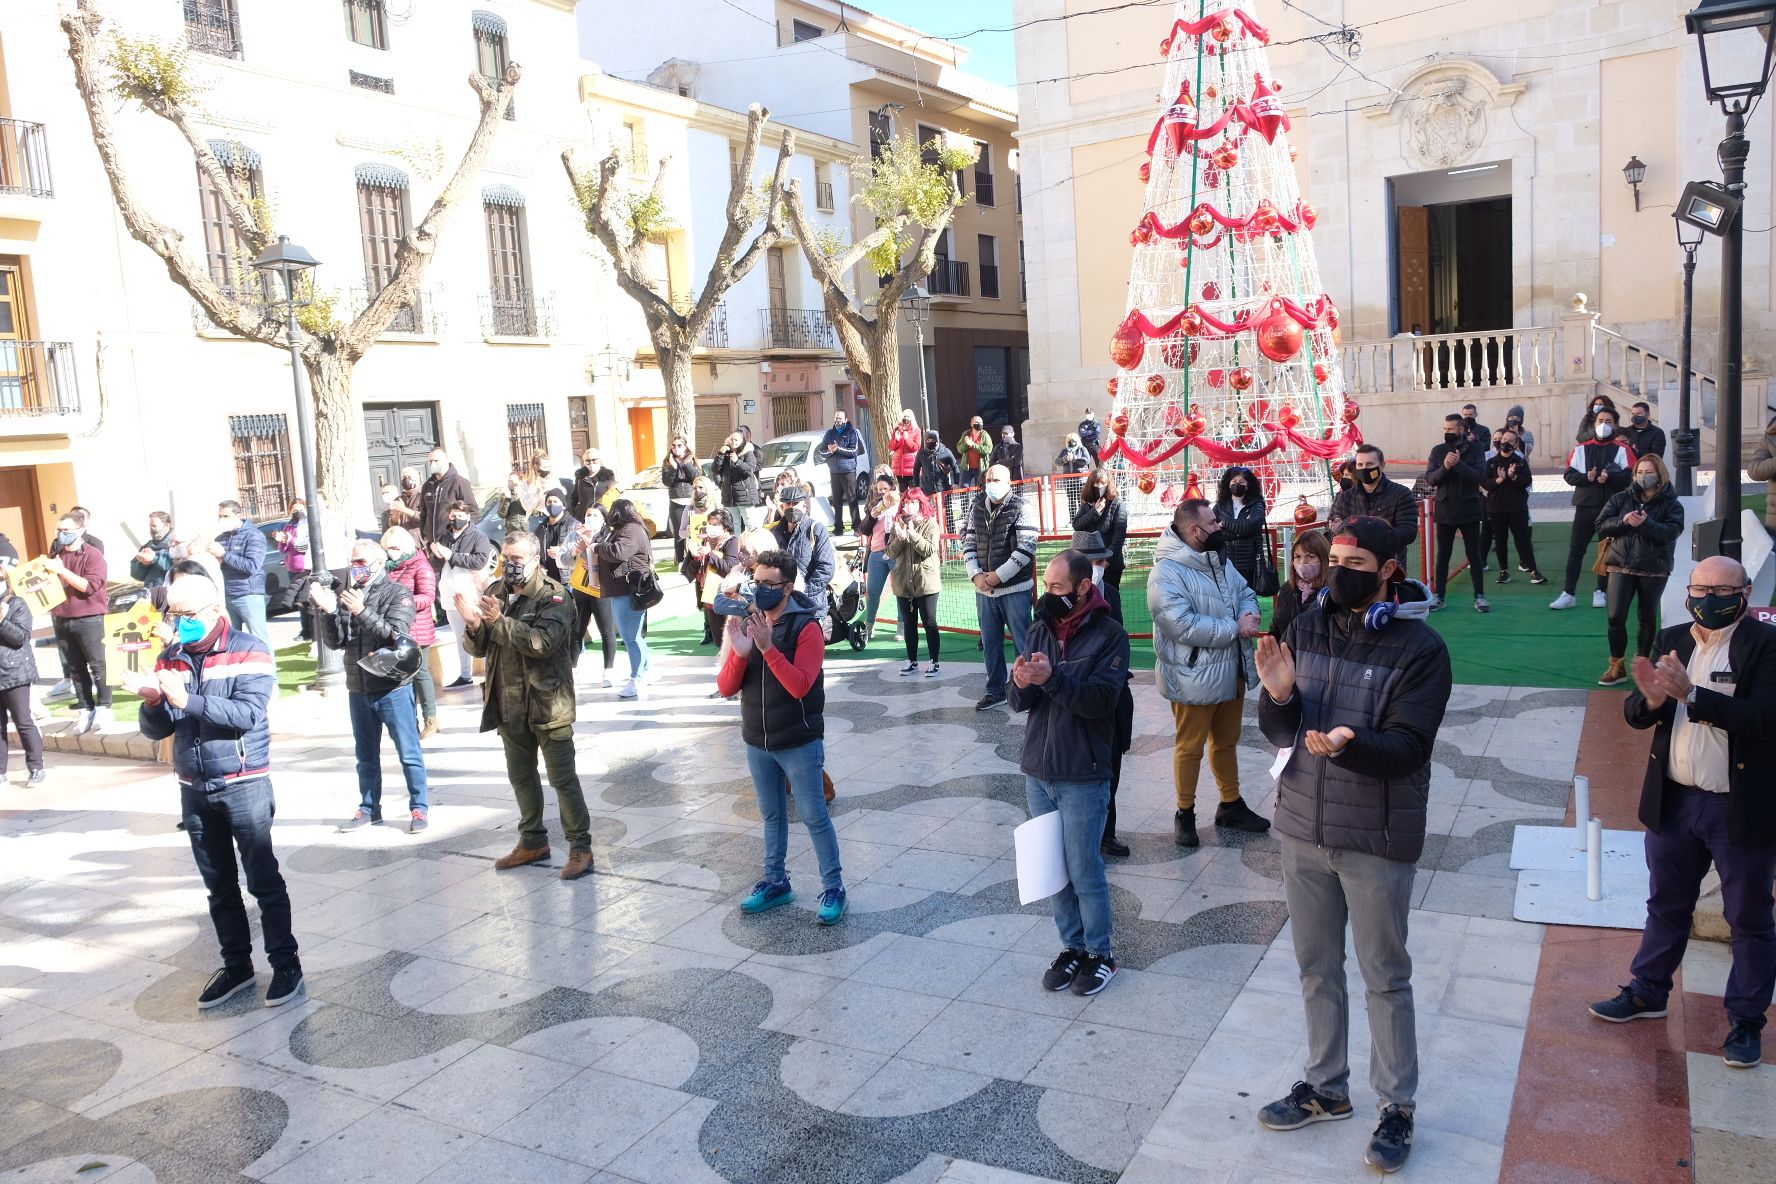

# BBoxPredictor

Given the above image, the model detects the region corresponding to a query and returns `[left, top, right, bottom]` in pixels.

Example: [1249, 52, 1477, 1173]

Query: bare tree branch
[700, 119, 794, 336]
[564, 149, 680, 328]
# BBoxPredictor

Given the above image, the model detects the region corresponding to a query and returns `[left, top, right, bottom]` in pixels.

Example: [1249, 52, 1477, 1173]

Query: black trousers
[898, 593, 941, 663]
[1563, 505, 1607, 597]
[571, 590, 616, 671]
[1607, 573, 1668, 660]
[1479, 510, 1538, 574]
[53, 614, 110, 710]
[668, 503, 690, 563]
[1101, 570, 1124, 624]
[1105, 745, 1124, 844]
[1434, 520, 1483, 598]
[830, 470, 861, 533]
[897, 475, 916, 493]
[182, 776, 298, 973]
[0, 684, 43, 775]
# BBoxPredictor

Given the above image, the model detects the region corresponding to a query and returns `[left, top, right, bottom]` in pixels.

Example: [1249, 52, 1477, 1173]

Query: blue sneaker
[816, 887, 848, 926]
[741, 879, 795, 913]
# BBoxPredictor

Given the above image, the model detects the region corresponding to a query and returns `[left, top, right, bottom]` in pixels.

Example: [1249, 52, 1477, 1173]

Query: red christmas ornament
[1256, 313, 1305, 363]
[1159, 83, 1199, 159]
[1145, 374, 1167, 398]
[1211, 19, 1234, 42]
[1139, 161, 1151, 184]
[1213, 146, 1239, 170]
[1180, 307, 1205, 337]
[1247, 76, 1289, 143]
[1110, 314, 1145, 370]
[1204, 84, 1219, 100]
[1229, 367, 1254, 391]
[1106, 376, 1119, 398]
[1188, 209, 1215, 236]
[1111, 411, 1131, 436]
[1182, 471, 1206, 501]
[1183, 410, 1208, 438]
[1136, 472, 1159, 495]
[1160, 339, 1197, 369]
[1206, 368, 1226, 389]
[1342, 400, 1361, 424]
[1277, 404, 1303, 429]
[1300, 203, 1319, 229]
[1251, 200, 1280, 232]
[1162, 403, 1184, 428]
[1204, 167, 1221, 189]
[1293, 494, 1317, 526]
[1289, 146, 1299, 162]
[1312, 362, 1331, 384]
[1202, 281, 1221, 301]
[1160, 483, 1183, 509]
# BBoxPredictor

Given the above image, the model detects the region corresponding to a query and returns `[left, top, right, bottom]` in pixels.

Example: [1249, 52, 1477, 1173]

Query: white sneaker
[74, 708, 96, 735]
[91, 706, 113, 730]
[1549, 592, 1577, 610]
[618, 679, 640, 700]
[601, 671, 615, 689]
[1592, 590, 1608, 609]
[45, 679, 73, 703]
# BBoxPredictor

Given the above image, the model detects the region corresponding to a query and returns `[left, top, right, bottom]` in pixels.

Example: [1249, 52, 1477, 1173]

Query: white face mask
[984, 481, 1010, 502]
[1595, 423, 1614, 439]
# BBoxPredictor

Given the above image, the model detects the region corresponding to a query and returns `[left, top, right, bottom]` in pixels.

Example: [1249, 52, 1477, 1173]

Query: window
[569, 397, 591, 458]
[771, 394, 811, 435]
[356, 168, 419, 331]
[484, 192, 536, 336]
[343, 0, 388, 49]
[1019, 239, 1026, 303]
[184, 0, 243, 59]
[625, 120, 649, 176]
[974, 142, 995, 207]
[507, 403, 547, 468]
[814, 161, 834, 212]
[230, 415, 295, 521]
[978, 234, 1000, 299]
[472, 12, 515, 120]
[868, 110, 891, 161]
[791, 19, 824, 42]
[918, 124, 941, 169]
[196, 145, 268, 299]
[644, 238, 675, 300]
[676, 84, 690, 97]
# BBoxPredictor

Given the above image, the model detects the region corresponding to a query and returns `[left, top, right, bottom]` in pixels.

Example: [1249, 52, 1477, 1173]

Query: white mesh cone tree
[1101, 0, 1362, 522]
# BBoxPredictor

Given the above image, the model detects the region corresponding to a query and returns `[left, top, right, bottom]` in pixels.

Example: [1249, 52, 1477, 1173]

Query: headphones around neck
[1315, 587, 1400, 631]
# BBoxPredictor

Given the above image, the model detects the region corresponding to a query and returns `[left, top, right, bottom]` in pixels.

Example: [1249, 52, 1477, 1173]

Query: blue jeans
[1025, 775, 1114, 958]
[976, 586, 1032, 698]
[865, 549, 895, 631]
[348, 684, 430, 815]
[610, 597, 651, 681]
[181, 776, 299, 972]
[227, 594, 270, 642]
[745, 739, 844, 893]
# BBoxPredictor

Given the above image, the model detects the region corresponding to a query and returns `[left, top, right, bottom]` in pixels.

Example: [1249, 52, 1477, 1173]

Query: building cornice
[687, 105, 861, 161]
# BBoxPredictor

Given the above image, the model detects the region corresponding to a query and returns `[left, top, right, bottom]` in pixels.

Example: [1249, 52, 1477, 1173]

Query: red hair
[901, 488, 934, 516]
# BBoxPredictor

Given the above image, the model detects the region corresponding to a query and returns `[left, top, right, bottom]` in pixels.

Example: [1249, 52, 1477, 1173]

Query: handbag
[1250, 538, 1281, 598]
[629, 568, 664, 611]
[1592, 538, 1613, 577]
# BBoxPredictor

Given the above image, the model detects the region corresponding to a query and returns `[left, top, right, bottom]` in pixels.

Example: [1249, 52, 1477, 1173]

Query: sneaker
[337, 809, 379, 833]
[1723, 1020, 1762, 1068]
[45, 678, 73, 703]
[409, 809, 429, 834]
[419, 718, 439, 740]
[618, 679, 640, 700]
[924, 662, 941, 678]
[1365, 1105, 1414, 1173]
[445, 676, 474, 690]
[975, 693, 1006, 711]
[1257, 1080, 1355, 1131]
[1069, 953, 1117, 996]
[91, 706, 113, 730]
[1518, 563, 1532, 573]
[1428, 596, 1445, 612]
[900, 661, 920, 676]
[1474, 595, 1491, 614]
[23, 768, 45, 787]
[815, 886, 847, 926]
[1495, 571, 1512, 584]
[1598, 658, 1628, 687]
[1215, 797, 1271, 833]
[73, 708, 96, 735]
[602, 671, 616, 689]
[1173, 808, 1199, 847]
[1588, 985, 1667, 1022]
[1592, 590, 1608, 609]
[1042, 949, 1083, 992]
[740, 879, 796, 913]
[264, 963, 305, 1008]
[1529, 571, 1549, 585]
[1549, 592, 1577, 610]
[197, 965, 256, 1010]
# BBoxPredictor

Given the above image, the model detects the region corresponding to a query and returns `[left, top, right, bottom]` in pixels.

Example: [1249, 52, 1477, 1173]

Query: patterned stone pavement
[0, 640, 1582, 1183]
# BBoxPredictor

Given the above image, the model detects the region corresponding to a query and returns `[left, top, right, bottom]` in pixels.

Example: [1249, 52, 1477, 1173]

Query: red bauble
[1111, 411, 1131, 436]
[1136, 472, 1159, 495]
[1182, 472, 1206, 501]
[1300, 203, 1319, 229]
[1204, 85, 1219, 99]
[1312, 362, 1331, 384]
[1289, 146, 1299, 162]
[1277, 404, 1303, 429]
[1252, 200, 1279, 232]
[1214, 147, 1239, 170]
[1145, 374, 1167, 398]
[1202, 281, 1220, 301]
[1160, 483, 1183, 509]
[1183, 411, 1208, 438]
[1206, 368, 1226, 389]
[1162, 403, 1184, 428]
[1211, 20, 1233, 41]
[1110, 314, 1145, 370]
[1229, 367, 1254, 391]
[1139, 161, 1151, 184]
[1180, 307, 1205, 337]
[1256, 313, 1305, 363]
[1161, 338, 1196, 369]
[1293, 494, 1317, 526]
[1204, 167, 1221, 189]
[1106, 376, 1119, 398]
[1342, 400, 1361, 424]
[1188, 209, 1215, 236]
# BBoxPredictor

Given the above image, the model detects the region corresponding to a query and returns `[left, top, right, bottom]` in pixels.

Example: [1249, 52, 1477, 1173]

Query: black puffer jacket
[714, 445, 762, 508]
[1259, 580, 1452, 863]
[1073, 496, 1128, 579]
[662, 454, 700, 500]
[1480, 451, 1533, 516]
[318, 575, 416, 695]
[1330, 476, 1418, 567]
[1214, 467, 1268, 587]
[1596, 483, 1685, 576]
[0, 594, 37, 692]
[1424, 439, 1486, 525]
[596, 521, 654, 597]
[1008, 588, 1130, 782]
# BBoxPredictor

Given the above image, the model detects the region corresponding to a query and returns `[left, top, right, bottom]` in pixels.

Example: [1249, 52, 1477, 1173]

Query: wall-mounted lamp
[1623, 156, 1648, 210]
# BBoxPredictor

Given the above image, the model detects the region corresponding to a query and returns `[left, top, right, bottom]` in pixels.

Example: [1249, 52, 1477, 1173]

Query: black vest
[739, 603, 825, 751]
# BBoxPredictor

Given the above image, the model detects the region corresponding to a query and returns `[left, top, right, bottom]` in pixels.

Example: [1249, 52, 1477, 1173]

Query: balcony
[979, 263, 1000, 300]
[184, 0, 243, 59]
[346, 284, 444, 337]
[480, 287, 554, 339]
[0, 119, 53, 201]
[699, 301, 730, 349]
[761, 307, 836, 351]
[0, 342, 80, 426]
[974, 172, 995, 208]
[815, 181, 835, 212]
[928, 259, 970, 298]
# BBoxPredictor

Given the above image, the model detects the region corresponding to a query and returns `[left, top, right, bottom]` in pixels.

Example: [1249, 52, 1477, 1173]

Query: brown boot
[1598, 657, 1628, 687]
[559, 850, 594, 881]
[420, 718, 440, 740]
[494, 845, 550, 870]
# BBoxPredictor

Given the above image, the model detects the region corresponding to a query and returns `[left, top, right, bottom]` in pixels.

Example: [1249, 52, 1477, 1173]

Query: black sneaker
[1588, 985, 1667, 1023]
[1365, 1105, 1414, 1173]
[1474, 595, 1492, 614]
[975, 693, 1006, 711]
[1070, 954, 1116, 996]
[197, 965, 256, 1010]
[1257, 1080, 1355, 1130]
[265, 964, 305, 1008]
[924, 662, 941, 678]
[1428, 595, 1446, 612]
[1529, 571, 1549, 585]
[445, 676, 474, 690]
[1173, 808, 1199, 847]
[1042, 949, 1083, 992]
[900, 662, 920, 676]
[1215, 798, 1271, 833]
[1723, 1020, 1763, 1068]
[1495, 571, 1512, 584]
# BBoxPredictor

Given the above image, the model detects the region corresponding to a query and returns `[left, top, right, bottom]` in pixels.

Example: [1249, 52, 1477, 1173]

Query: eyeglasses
[162, 609, 202, 622]
[1687, 585, 1748, 597]
[755, 577, 789, 591]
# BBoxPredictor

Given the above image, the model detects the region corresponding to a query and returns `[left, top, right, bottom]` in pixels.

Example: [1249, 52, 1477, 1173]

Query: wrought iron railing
[928, 259, 970, 297]
[974, 172, 996, 207]
[347, 283, 443, 336]
[979, 263, 1001, 300]
[699, 301, 730, 349]
[761, 307, 836, 350]
[184, 0, 243, 59]
[815, 181, 835, 211]
[480, 287, 554, 338]
[0, 342, 79, 417]
[0, 119, 53, 199]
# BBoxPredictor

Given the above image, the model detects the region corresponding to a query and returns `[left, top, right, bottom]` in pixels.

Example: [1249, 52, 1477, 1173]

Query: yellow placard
[701, 570, 724, 602]
[570, 557, 600, 598]
[104, 600, 164, 685]
[12, 557, 66, 615]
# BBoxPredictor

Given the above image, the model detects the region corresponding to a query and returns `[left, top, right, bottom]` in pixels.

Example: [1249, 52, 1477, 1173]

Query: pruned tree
[563, 105, 792, 453]
[62, 0, 519, 508]
[779, 131, 975, 460]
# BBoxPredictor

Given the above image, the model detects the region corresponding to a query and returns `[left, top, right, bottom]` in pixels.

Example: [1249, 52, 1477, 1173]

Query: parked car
[627, 461, 714, 538]
[757, 430, 874, 523]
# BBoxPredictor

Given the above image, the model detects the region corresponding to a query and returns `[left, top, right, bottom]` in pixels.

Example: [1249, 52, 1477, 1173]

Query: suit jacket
[1625, 616, 1776, 845]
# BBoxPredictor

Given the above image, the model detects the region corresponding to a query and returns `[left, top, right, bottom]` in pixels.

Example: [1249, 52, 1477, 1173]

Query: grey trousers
[1279, 833, 1418, 1111]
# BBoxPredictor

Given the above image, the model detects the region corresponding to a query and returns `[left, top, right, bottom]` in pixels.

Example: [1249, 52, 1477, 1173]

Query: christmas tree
[1102, 0, 1361, 521]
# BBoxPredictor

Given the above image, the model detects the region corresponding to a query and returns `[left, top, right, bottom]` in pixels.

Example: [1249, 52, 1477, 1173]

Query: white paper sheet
[1014, 810, 1069, 905]
[1269, 746, 1293, 781]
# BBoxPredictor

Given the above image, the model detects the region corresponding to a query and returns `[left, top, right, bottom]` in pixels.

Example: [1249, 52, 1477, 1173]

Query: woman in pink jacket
[382, 526, 439, 739]
[890, 409, 922, 491]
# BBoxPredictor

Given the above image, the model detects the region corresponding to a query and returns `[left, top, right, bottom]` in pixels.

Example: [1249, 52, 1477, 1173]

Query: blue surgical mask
[546, 504, 564, 519]
[55, 530, 78, 547]
[175, 616, 208, 645]
[752, 583, 786, 612]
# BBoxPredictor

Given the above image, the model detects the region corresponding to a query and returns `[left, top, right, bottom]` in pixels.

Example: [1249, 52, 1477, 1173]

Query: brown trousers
[1171, 683, 1245, 810]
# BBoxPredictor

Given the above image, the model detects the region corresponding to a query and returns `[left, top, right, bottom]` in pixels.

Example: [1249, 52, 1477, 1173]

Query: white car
[757, 430, 875, 524]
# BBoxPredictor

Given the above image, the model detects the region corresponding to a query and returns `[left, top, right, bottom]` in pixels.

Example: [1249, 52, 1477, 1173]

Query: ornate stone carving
[1404, 78, 1486, 170]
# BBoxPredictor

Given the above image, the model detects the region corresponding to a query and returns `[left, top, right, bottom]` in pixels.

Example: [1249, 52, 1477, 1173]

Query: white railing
[1341, 327, 1557, 393]
[1592, 324, 1717, 423]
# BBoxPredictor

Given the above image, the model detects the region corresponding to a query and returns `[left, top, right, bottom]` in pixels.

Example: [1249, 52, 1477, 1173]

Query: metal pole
[1716, 111, 1748, 561]
[1676, 245, 1698, 497]
[914, 319, 931, 431]
[282, 284, 341, 690]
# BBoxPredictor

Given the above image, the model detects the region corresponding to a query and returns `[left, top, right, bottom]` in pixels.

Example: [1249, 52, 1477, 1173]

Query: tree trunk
[660, 331, 696, 454]
[865, 319, 903, 464]
[305, 349, 356, 512]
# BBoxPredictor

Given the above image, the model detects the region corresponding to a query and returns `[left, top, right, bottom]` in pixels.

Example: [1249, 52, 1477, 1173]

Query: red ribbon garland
[1116, 296, 1339, 345]
[1103, 422, 1364, 468]
[1137, 199, 1317, 240]
[1159, 10, 1272, 54]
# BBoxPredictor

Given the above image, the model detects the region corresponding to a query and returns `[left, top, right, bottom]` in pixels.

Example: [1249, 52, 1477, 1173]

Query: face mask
[1337, 477, 1353, 491]
[1595, 423, 1614, 439]
[385, 551, 408, 569]
[752, 583, 786, 612]
[149, 525, 168, 540]
[833, 422, 845, 431]
[537, 468, 551, 478]
[400, 478, 415, 491]
[1463, 414, 1476, 423]
[1638, 474, 1659, 491]
[503, 558, 530, 585]
[1295, 560, 1321, 583]
[1359, 467, 1381, 486]
[1002, 434, 1015, 444]
[56, 530, 78, 547]
[175, 616, 209, 646]
[449, 515, 469, 530]
[971, 423, 983, 432]
[1593, 404, 1606, 414]
[291, 509, 306, 522]
[1497, 444, 1514, 455]
[1036, 591, 1076, 622]
[1688, 590, 1746, 631]
[1632, 414, 1648, 427]
[1327, 565, 1382, 611]
[1230, 482, 1248, 497]
[429, 462, 446, 476]
[1197, 529, 1226, 551]
[984, 481, 1010, 502]
[350, 563, 374, 586]
[546, 504, 564, 519]
[1444, 432, 1460, 445]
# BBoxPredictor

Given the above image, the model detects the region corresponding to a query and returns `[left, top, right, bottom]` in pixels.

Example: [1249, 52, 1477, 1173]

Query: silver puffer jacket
[1147, 527, 1258, 705]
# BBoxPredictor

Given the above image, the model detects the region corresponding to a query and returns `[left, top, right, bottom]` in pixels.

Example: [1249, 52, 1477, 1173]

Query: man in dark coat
[420, 447, 476, 557]
[1329, 445, 1418, 572]
[913, 431, 961, 497]
[1589, 557, 1776, 1073]
[817, 410, 865, 534]
[1622, 400, 1668, 461]
[770, 487, 836, 617]
[1423, 413, 1488, 611]
[714, 431, 765, 529]
[990, 427, 1025, 481]
[1077, 410, 1104, 465]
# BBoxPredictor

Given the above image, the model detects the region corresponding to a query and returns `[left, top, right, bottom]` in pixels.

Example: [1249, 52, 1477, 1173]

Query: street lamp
[899, 284, 932, 431]
[1685, 0, 1776, 559]
[1673, 212, 1705, 496]
[1623, 156, 1647, 210]
[251, 234, 339, 688]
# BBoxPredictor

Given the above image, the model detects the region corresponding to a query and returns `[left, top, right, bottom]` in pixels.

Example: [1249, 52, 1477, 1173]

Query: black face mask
[1336, 477, 1353, 491]
[1036, 590, 1078, 623]
[1688, 591, 1746, 631]
[1230, 482, 1248, 497]
[1197, 530, 1226, 552]
[1359, 468, 1382, 486]
[1327, 566, 1382, 611]
[1632, 414, 1648, 427]
[1444, 432, 1461, 445]
[1496, 444, 1514, 455]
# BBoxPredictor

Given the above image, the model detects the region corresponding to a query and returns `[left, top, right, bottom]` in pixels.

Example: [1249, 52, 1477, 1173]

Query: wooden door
[363, 404, 438, 493]
[0, 468, 43, 558]
[0, 260, 33, 412]
[1396, 206, 1431, 337]
[767, 248, 787, 317]
[627, 406, 656, 476]
[568, 396, 591, 457]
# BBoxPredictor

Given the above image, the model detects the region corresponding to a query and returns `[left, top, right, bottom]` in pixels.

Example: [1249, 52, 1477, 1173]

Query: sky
[861, 0, 1018, 87]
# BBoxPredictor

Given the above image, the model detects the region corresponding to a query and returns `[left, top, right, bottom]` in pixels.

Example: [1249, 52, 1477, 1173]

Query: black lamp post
[1685, 0, 1776, 560]
[900, 283, 932, 430]
[251, 234, 340, 688]
[1673, 213, 1705, 496]
[1623, 156, 1648, 211]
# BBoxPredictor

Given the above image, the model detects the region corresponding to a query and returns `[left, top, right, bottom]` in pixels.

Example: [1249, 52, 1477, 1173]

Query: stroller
[822, 548, 868, 650]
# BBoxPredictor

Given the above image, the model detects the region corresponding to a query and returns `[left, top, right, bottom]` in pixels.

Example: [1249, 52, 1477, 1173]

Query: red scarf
[1054, 582, 1109, 645]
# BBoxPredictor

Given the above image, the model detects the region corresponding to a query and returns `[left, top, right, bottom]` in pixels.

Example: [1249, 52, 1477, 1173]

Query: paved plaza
[0, 635, 1761, 1183]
